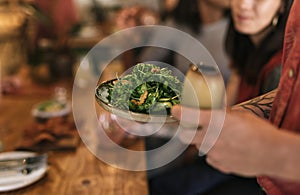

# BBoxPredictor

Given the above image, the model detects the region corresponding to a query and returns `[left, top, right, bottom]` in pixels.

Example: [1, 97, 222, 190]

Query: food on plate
[32, 100, 70, 121]
[36, 100, 66, 112]
[99, 63, 182, 115]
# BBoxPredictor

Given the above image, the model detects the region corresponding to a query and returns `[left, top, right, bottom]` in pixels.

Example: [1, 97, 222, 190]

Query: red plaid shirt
[258, 0, 300, 194]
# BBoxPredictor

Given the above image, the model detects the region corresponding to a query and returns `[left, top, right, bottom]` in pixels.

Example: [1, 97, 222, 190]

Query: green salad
[106, 63, 182, 115]
[37, 100, 66, 112]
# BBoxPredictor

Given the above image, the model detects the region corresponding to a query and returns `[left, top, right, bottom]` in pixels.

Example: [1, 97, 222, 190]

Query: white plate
[31, 100, 71, 119]
[0, 151, 47, 192]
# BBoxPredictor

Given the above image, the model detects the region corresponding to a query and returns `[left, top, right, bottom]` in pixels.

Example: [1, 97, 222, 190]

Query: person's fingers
[178, 127, 218, 158]
[171, 105, 212, 127]
[178, 129, 204, 145]
[173, 105, 226, 156]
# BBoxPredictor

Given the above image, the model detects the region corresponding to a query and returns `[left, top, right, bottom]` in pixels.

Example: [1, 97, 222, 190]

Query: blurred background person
[114, 0, 231, 85]
[33, 0, 80, 47]
[28, 0, 81, 80]
[138, 0, 232, 85]
[115, 5, 159, 30]
[159, 0, 180, 22]
[225, 0, 292, 106]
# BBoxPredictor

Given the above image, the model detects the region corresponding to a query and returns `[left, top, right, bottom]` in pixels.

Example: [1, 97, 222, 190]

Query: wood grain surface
[0, 80, 148, 195]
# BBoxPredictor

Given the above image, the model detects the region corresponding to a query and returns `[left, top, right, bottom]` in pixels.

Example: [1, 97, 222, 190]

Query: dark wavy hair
[171, 0, 201, 34]
[225, 0, 293, 85]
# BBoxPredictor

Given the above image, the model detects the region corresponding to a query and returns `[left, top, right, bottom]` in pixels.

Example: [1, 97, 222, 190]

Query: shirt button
[288, 69, 294, 78]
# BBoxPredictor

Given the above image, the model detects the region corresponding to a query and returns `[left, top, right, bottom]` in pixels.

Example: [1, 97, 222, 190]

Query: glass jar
[181, 64, 225, 109]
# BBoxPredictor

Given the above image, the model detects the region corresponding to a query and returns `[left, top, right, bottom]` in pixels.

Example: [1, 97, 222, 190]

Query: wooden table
[0, 79, 149, 194]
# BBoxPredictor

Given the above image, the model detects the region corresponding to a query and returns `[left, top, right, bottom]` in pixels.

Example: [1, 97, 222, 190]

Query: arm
[232, 89, 277, 119]
[171, 100, 300, 182]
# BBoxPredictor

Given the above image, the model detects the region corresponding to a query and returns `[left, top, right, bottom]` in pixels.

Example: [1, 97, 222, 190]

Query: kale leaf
[108, 63, 182, 115]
